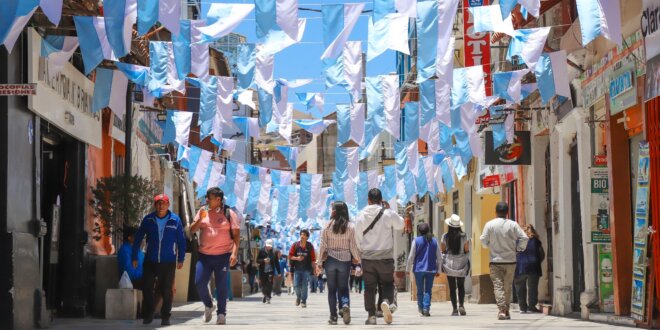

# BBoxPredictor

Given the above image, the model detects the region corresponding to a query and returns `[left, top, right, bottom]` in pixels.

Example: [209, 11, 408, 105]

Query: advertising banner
[484, 131, 532, 165]
[590, 168, 611, 243]
[643, 0, 660, 100]
[463, 0, 492, 96]
[598, 245, 615, 313]
[631, 141, 651, 321]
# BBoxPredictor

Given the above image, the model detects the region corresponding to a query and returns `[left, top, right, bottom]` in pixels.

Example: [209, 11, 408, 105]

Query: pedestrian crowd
[122, 188, 543, 326]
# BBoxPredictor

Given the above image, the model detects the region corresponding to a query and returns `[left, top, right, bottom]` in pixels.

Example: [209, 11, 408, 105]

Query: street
[50, 290, 631, 329]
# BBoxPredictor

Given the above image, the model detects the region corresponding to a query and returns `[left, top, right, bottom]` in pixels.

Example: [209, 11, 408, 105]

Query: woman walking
[514, 224, 545, 313]
[441, 214, 470, 316]
[406, 223, 442, 317]
[316, 202, 361, 325]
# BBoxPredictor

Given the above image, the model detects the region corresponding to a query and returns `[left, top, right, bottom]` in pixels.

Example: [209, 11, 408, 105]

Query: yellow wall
[470, 192, 501, 276]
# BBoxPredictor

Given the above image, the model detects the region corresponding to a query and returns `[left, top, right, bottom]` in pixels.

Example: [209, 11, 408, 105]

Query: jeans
[317, 276, 326, 293]
[447, 276, 466, 309]
[260, 272, 274, 299]
[362, 259, 394, 317]
[414, 272, 435, 311]
[514, 274, 540, 311]
[325, 257, 351, 317]
[490, 263, 516, 311]
[294, 270, 311, 303]
[194, 253, 231, 315]
[142, 262, 176, 320]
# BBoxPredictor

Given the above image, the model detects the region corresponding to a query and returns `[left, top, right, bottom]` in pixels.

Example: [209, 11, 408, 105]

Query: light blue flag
[336, 104, 352, 145]
[416, 0, 438, 83]
[258, 87, 273, 127]
[402, 102, 419, 142]
[357, 172, 370, 211]
[40, 35, 65, 56]
[276, 186, 290, 224]
[115, 62, 149, 86]
[222, 161, 238, 206]
[92, 68, 114, 113]
[276, 146, 299, 170]
[137, 0, 158, 35]
[299, 174, 312, 221]
[1, 0, 39, 53]
[187, 77, 218, 139]
[440, 158, 455, 192]
[255, 0, 277, 39]
[373, 0, 396, 22]
[439, 122, 453, 154]
[186, 146, 203, 181]
[534, 51, 571, 105]
[322, 4, 345, 55]
[195, 163, 214, 199]
[415, 160, 429, 198]
[394, 141, 417, 204]
[233, 116, 260, 139]
[137, 0, 180, 36]
[452, 153, 467, 180]
[294, 119, 335, 135]
[104, 0, 134, 58]
[237, 43, 256, 90]
[419, 79, 436, 126]
[365, 76, 386, 134]
[147, 41, 170, 97]
[454, 129, 473, 165]
[575, 0, 621, 46]
[451, 67, 469, 110]
[173, 20, 192, 80]
[522, 83, 538, 100]
[161, 110, 177, 145]
[491, 123, 507, 149]
[381, 165, 397, 202]
[177, 145, 189, 169]
[73, 16, 108, 74]
[245, 171, 262, 216]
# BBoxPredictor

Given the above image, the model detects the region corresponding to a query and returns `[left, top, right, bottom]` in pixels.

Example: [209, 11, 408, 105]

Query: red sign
[475, 110, 491, 124]
[594, 154, 608, 167]
[482, 174, 501, 188]
[0, 84, 36, 96]
[463, 0, 492, 96]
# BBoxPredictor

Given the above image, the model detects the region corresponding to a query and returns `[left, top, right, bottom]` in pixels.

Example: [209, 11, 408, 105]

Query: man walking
[190, 187, 240, 325]
[257, 239, 281, 304]
[288, 229, 316, 308]
[480, 202, 529, 320]
[132, 194, 186, 326]
[354, 188, 404, 325]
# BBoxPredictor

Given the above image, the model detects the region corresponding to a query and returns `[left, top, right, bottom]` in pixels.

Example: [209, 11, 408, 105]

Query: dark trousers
[514, 274, 540, 310]
[194, 253, 230, 315]
[362, 259, 394, 317]
[260, 272, 274, 299]
[142, 261, 176, 320]
[325, 257, 351, 317]
[447, 276, 466, 309]
[355, 276, 363, 293]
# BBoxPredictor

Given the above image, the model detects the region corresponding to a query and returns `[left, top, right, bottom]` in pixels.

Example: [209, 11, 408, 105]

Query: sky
[199, 0, 400, 106]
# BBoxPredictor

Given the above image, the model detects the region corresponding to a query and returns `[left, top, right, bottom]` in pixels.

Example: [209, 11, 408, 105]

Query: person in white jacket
[354, 188, 404, 325]
[480, 202, 529, 320]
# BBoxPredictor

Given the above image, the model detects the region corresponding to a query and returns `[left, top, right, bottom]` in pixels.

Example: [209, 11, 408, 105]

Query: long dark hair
[417, 223, 432, 242]
[331, 202, 350, 234]
[447, 226, 463, 255]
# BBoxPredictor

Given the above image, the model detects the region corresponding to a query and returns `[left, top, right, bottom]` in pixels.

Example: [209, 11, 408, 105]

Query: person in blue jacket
[132, 194, 186, 326]
[514, 224, 545, 313]
[117, 227, 143, 289]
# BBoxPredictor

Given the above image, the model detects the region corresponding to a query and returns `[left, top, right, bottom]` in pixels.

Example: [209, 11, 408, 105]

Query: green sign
[598, 245, 614, 312]
[590, 168, 611, 243]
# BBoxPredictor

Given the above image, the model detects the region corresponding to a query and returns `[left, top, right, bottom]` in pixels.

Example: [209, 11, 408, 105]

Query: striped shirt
[317, 221, 361, 264]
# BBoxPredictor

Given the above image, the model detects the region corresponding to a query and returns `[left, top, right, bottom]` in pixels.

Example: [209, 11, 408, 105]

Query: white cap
[265, 239, 274, 247]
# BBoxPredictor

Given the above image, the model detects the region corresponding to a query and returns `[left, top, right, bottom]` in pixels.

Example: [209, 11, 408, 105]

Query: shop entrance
[570, 141, 585, 311]
[40, 124, 88, 316]
[544, 145, 554, 296]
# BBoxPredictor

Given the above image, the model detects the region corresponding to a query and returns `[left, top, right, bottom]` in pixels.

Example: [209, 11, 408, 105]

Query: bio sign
[590, 168, 610, 243]
[463, 0, 492, 96]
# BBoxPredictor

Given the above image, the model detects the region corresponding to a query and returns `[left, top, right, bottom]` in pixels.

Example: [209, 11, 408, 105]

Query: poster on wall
[484, 131, 532, 165]
[643, 0, 660, 100]
[590, 168, 611, 243]
[630, 141, 651, 321]
[598, 245, 614, 313]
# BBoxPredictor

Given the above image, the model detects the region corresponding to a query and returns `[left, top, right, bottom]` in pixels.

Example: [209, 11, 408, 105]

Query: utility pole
[124, 56, 133, 226]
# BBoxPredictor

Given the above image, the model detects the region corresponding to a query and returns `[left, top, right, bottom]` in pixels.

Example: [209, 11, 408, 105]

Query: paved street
[51, 290, 631, 329]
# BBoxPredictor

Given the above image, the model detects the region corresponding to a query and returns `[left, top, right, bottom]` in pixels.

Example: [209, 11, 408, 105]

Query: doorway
[570, 141, 585, 311]
[544, 145, 554, 297]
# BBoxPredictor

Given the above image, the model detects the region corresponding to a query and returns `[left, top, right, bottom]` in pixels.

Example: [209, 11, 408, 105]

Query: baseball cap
[265, 239, 274, 247]
[154, 194, 170, 204]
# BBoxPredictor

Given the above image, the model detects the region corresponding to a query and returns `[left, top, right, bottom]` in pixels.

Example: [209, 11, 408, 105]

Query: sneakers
[204, 305, 216, 323]
[263, 296, 267, 304]
[418, 308, 424, 316]
[365, 316, 377, 325]
[266, 298, 271, 304]
[498, 309, 507, 320]
[161, 318, 171, 326]
[342, 306, 351, 325]
[328, 316, 338, 325]
[375, 311, 384, 318]
[458, 306, 466, 316]
[295, 298, 301, 306]
[505, 309, 511, 319]
[300, 302, 307, 308]
[216, 314, 226, 325]
[422, 310, 430, 317]
[142, 317, 153, 325]
[528, 306, 542, 313]
[451, 309, 459, 316]
[380, 300, 393, 325]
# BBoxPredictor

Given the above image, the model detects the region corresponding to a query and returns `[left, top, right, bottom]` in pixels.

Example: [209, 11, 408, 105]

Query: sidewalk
[51, 290, 632, 329]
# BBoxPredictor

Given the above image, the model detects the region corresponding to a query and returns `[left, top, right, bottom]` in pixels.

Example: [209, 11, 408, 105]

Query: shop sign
[598, 245, 615, 313]
[481, 174, 500, 188]
[463, 0, 492, 96]
[484, 131, 532, 166]
[590, 168, 610, 243]
[0, 84, 37, 95]
[26, 29, 101, 148]
[594, 154, 608, 167]
[631, 141, 651, 321]
[608, 62, 637, 115]
[642, 0, 660, 100]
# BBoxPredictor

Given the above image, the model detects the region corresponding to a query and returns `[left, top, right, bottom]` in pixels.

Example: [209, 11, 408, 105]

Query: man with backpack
[190, 187, 240, 325]
[288, 229, 316, 308]
[354, 188, 404, 325]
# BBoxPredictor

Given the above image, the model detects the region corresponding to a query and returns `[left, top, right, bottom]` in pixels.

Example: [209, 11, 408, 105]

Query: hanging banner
[598, 244, 615, 313]
[484, 131, 532, 165]
[590, 168, 610, 243]
[642, 0, 660, 100]
[630, 141, 651, 321]
[463, 0, 491, 96]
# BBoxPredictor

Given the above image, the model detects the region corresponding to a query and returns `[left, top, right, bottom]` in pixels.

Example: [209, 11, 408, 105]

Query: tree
[89, 175, 158, 239]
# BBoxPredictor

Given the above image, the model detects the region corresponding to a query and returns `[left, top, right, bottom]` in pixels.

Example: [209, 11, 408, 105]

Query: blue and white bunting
[92, 68, 128, 117]
[321, 3, 365, 60]
[162, 110, 193, 147]
[394, 141, 418, 204]
[294, 119, 336, 135]
[73, 16, 117, 74]
[402, 102, 420, 142]
[173, 20, 210, 80]
[507, 27, 551, 71]
[276, 146, 299, 170]
[41, 35, 79, 78]
[499, 0, 541, 19]
[337, 103, 365, 146]
[324, 41, 363, 102]
[416, 0, 459, 83]
[575, 0, 622, 46]
[137, 0, 181, 36]
[196, 4, 255, 43]
[40, 0, 63, 26]
[1, 0, 39, 53]
[367, 13, 410, 62]
[493, 69, 530, 104]
[534, 51, 571, 105]
[233, 117, 261, 139]
[103, 0, 137, 58]
[373, 0, 417, 22]
[469, 4, 515, 36]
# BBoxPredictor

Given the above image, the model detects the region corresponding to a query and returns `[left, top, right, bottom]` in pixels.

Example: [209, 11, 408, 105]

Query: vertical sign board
[631, 141, 651, 321]
[590, 168, 611, 243]
[463, 0, 492, 96]
[599, 245, 615, 312]
[642, 0, 660, 100]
